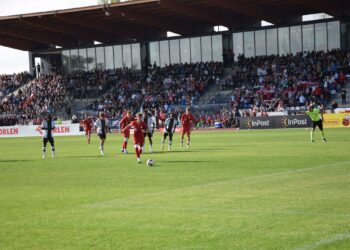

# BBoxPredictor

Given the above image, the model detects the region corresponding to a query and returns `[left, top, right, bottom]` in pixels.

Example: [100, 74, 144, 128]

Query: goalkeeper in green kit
[306, 105, 327, 143]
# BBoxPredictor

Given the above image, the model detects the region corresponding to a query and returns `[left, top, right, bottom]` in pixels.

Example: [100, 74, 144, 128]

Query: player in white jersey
[94, 112, 109, 156]
[143, 110, 156, 152]
[41, 114, 56, 159]
[161, 113, 178, 151]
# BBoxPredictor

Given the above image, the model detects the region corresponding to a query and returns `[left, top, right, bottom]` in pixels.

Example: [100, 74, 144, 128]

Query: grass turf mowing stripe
[85, 160, 350, 209]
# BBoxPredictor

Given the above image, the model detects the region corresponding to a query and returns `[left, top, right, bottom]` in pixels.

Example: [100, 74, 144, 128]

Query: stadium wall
[30, 18, 344, 74]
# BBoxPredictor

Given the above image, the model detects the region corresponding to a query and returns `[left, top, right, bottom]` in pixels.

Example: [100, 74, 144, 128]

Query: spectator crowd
[1, 49, 349, 127]
[0, 69, 129, 125]
[225, 49, 350, 112]
[83, 62, 224, 119]
[0, 72, 32, 99]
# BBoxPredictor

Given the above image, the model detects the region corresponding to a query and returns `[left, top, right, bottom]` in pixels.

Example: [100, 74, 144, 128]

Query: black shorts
[43, 137, 54, 145]
[312, 120, 323, 130]
[164, 130, 174, 139]
[144, 132, 153, 138]
[98, 133, 106, 140]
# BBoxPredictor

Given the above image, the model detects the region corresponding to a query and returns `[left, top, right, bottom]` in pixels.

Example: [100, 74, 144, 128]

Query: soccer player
[180, 107, 195, 148]
[119, 110, 133, 154]
[94, 112, 108, 155]
[306, 105, 327, 143]
[41, 114, 55, 159]
[123, 113, 147, 163]
[82, 114, 93, 144]
[143, 110, 156, 152]
[161, 113, 178, 151]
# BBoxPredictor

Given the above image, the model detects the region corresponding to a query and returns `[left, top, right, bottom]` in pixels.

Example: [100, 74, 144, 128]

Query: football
[146, 159, 154, 167]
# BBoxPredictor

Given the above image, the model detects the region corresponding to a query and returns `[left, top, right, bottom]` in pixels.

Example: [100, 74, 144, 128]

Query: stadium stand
[0, 50, 349, 127]
[0, 70, 124, 125]
[0, 72, 32, 99]
[219, 49, 350, 111]
[77, 62, 224, 118]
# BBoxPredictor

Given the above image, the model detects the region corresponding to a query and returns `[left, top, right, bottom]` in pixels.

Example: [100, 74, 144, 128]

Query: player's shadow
[0, 159, 35, 163]
[61, 155, 107, 159]
[161, 160, 218, 164]
[145, 150, 195, 154]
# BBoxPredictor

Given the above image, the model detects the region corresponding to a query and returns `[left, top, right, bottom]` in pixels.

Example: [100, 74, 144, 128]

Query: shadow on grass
[143, 150, 195, 154]
[0, 159, 36, 163]
[160, 160, 219, 164]
[60, 155, 109, 159]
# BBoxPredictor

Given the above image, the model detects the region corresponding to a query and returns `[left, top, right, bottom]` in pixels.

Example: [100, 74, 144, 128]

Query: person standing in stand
[36, 63, 41, 78]
[341, 88, 347, 105]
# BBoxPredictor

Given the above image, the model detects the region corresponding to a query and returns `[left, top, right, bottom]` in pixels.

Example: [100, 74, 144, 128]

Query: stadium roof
[0, 0, 349, 51]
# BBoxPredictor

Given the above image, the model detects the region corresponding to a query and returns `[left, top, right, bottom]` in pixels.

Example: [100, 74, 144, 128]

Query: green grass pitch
[0, 128, 350, 249]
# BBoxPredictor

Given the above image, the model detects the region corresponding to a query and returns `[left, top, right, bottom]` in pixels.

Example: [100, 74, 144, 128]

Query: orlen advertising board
[240, 115, 312, 129]
[0, 124, 83, 138]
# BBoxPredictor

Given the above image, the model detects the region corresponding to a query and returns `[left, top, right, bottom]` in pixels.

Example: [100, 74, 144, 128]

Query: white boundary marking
[293, 232, 350, 250]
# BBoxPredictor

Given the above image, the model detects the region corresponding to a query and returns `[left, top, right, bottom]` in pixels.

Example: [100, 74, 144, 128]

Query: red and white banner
[0, 124, 83, 138]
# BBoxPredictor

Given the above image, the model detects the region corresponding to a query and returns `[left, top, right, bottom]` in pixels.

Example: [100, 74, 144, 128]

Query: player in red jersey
[82, 114, 93, 144]
[123, 113, 147, 163]
[180, 107, 195, 148]
[119, 110, 134, 154]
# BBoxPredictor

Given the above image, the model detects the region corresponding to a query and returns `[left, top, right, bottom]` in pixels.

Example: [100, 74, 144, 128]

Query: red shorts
[122, 129, 130, 138]
[133, 136, 144, 147]
[85, 129, 91, 135]
[182, 126, 191, 134]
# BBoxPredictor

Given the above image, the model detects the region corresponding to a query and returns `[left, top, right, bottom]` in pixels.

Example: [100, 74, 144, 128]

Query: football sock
[135, 148, 140, 158]
[123, 141, 128, 150]
[310, 131, 314, 141]
[42, 147, 46, 158]
[320, 130, 325, 139]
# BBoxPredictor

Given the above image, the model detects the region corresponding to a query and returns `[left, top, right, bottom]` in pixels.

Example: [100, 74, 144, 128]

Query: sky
[0, 0, 97, 74]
